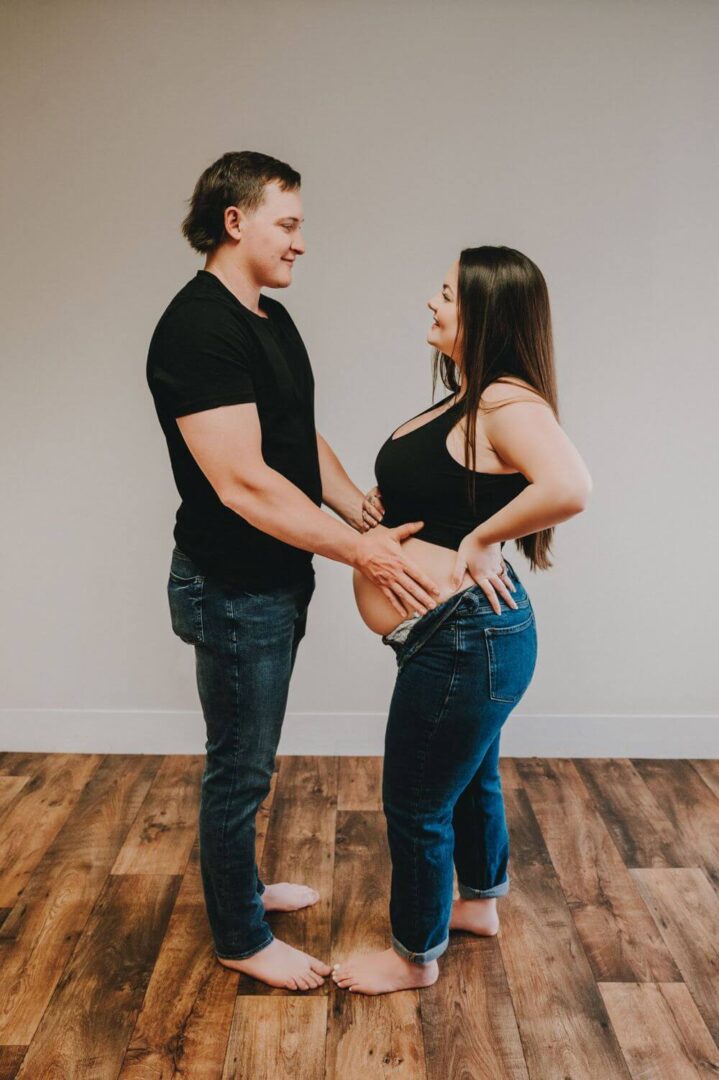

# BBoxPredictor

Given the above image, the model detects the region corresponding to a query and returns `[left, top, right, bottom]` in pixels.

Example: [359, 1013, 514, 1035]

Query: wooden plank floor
[0, 752, 717, 1079]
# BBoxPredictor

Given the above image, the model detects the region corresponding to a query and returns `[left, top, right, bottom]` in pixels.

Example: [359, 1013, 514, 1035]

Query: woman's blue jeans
[167, 546, 315, 961]
[381, 558, 537, 965]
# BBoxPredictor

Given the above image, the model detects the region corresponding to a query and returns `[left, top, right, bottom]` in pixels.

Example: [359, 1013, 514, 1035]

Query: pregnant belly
[353, 536, 475, 636]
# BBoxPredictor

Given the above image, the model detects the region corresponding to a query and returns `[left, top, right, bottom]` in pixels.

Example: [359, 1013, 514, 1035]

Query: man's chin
[269, 271, 293, 289]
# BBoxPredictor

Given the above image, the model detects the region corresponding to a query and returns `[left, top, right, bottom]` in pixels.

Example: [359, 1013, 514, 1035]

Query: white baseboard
[0, 710, 716, 757]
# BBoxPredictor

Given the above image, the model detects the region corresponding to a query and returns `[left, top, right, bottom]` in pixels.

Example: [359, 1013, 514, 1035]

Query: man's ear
[223, 205, 245, 242]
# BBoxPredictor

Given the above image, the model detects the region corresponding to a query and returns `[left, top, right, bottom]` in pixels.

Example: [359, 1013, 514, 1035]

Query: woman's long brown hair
[432, 246, 559, 571]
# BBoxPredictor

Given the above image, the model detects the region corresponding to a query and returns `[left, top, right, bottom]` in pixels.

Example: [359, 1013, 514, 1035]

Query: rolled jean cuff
[215, 929, 274, 962]
[391, 932, 448, 965]
[457, 875, 510, 899]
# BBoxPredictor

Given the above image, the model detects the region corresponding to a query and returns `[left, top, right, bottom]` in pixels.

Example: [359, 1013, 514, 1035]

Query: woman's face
[427, 260, 460, 361]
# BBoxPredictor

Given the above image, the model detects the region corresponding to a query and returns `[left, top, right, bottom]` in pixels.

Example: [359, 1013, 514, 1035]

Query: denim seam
[406, 617, 461, 960]
[197, 579, 205, 645]
[216, 929, 274, 962]
[217, 592, 241, 918]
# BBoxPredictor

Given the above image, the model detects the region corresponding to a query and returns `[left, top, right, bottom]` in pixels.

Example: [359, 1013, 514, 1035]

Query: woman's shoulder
[480, 377, 549, 408]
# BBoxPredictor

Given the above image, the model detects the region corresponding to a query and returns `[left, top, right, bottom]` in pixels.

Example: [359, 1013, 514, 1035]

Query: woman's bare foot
[449, 897, 500, 936]
[261, 882, 320, 912]
[332, 947, 439, 996]
[217, 938, 331, 990]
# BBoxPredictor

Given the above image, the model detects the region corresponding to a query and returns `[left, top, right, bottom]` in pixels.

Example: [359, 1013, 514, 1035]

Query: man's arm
[316, 432, 365, 531]
[176, 403, 441, 615]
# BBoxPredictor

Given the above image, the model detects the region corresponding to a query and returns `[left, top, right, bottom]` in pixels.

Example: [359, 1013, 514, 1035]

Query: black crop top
[374, 393, 529, 551]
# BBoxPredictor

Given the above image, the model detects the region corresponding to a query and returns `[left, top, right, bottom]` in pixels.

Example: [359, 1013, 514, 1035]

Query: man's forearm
[316, 433, 365, 529]
[471, 481, 591, 546]
[222, 462, 361, 566]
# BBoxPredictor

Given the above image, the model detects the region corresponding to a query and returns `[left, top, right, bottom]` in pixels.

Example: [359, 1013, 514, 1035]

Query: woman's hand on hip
[451, 535, 517, 615]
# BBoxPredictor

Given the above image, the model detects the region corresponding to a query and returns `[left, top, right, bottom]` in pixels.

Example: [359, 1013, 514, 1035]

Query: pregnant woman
[332, 245, 592, 996]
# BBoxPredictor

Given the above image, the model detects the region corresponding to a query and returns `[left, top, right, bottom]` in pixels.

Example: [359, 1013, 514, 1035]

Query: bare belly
[353, 537, 476, 636]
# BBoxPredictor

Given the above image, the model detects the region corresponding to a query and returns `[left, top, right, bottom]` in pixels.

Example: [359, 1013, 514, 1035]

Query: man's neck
[203, 251, 264, 316]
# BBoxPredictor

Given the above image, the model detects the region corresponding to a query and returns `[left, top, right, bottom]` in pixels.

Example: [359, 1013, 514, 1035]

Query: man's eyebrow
[277, 216, 304, 224]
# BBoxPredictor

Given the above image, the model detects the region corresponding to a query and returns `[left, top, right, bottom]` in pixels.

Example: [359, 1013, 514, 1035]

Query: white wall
[1, 0, 717, 754]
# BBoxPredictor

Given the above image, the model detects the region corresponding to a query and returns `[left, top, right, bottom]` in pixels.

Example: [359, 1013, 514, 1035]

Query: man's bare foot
[261, 882, 320, 912]
[331, 947, 439, 996]
[449, 897, 500, 936]
[217, 938, 331, 990]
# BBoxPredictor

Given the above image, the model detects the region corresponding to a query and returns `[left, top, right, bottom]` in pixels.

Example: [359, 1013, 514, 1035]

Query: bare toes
[286, 978, 298, 990]
[312, 960, 332, 976]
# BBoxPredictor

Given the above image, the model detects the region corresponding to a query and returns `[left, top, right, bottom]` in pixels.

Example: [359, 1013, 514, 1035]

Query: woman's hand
[361, 486, 385, 532]
[451, 534, 517, 615]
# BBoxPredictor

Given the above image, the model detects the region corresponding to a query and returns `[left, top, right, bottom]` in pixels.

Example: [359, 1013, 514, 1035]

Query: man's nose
[292, 232, 306, 254]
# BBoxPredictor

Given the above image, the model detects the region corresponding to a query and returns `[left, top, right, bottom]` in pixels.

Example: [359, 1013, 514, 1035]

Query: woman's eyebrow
[442, 284, 454, 295]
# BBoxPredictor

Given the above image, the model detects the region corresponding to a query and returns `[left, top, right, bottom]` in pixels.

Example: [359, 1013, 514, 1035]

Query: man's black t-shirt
[147, 270, 322, 589]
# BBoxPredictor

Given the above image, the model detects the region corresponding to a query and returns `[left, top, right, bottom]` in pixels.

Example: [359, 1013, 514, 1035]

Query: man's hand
[360, 486, 385, 531]
[354, 523, 441, 618]
[451, 534, 517, 615]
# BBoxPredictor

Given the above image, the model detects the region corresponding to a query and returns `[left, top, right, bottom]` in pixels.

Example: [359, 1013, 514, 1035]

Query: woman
[332, 246, 592, 996]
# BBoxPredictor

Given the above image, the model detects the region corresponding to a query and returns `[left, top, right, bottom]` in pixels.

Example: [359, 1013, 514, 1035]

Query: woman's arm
[451, 384, 592, 601]
[472, 386, 592, 546]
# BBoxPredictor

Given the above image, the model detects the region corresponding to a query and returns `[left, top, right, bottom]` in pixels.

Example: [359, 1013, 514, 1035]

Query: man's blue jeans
[381, 559, 538, 965]
[167, 546, 315, 960]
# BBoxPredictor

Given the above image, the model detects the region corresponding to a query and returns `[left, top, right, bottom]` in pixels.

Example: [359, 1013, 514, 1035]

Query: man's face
[237, 181, 305, 289]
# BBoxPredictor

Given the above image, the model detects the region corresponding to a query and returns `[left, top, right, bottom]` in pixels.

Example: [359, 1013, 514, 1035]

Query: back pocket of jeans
[167, 572, 205, 646]
[484, 611, 537, 703]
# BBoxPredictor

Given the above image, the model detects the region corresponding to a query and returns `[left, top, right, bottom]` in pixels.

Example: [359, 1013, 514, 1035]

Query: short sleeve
[148, 299, 257, 418]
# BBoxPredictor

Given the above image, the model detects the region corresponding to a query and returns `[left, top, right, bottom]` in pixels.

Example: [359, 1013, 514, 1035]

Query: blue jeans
[381, 558, 537, 964]
[167, 546, 315, 960]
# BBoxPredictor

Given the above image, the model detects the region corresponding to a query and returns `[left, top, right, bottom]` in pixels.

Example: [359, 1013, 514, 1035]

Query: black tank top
[374, 393, 530, 551]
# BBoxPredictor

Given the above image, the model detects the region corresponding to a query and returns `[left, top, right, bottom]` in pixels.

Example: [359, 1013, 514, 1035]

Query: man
[146, 151, 440, 991]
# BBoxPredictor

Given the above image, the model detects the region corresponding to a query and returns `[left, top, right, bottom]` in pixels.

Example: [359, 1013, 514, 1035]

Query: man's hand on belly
[353, 523, 441, 619]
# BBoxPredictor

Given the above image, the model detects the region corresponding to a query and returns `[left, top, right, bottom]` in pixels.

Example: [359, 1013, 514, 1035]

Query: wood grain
[518, 757, 680, 982]
[631, 868, 719, 1044]
[325, 810, 427, 1079]
[0, 754, 160, 1046]
[499, 786, 632, 1079]
[1, 753, 717, 1078]
[14, 873, 180, 1080]
[599, 982, 719, 1079]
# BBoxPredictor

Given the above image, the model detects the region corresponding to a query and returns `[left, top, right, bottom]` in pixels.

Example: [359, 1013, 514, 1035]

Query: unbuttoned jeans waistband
[382, 560, 523, 670]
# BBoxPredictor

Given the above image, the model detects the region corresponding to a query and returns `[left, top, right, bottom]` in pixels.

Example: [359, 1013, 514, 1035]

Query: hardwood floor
[0, 752, 717, 1079]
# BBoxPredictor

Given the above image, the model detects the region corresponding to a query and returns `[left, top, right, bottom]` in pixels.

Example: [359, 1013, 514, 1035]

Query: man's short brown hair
[181, 151, 301, 254]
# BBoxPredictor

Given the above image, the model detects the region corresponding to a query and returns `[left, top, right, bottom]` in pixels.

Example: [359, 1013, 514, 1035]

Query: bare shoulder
[480, 378, 551, 409]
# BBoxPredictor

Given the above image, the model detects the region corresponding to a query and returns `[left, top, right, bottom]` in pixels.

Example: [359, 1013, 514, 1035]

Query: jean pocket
[167, 573, 205, 646]
[484, 610, 537, 703]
